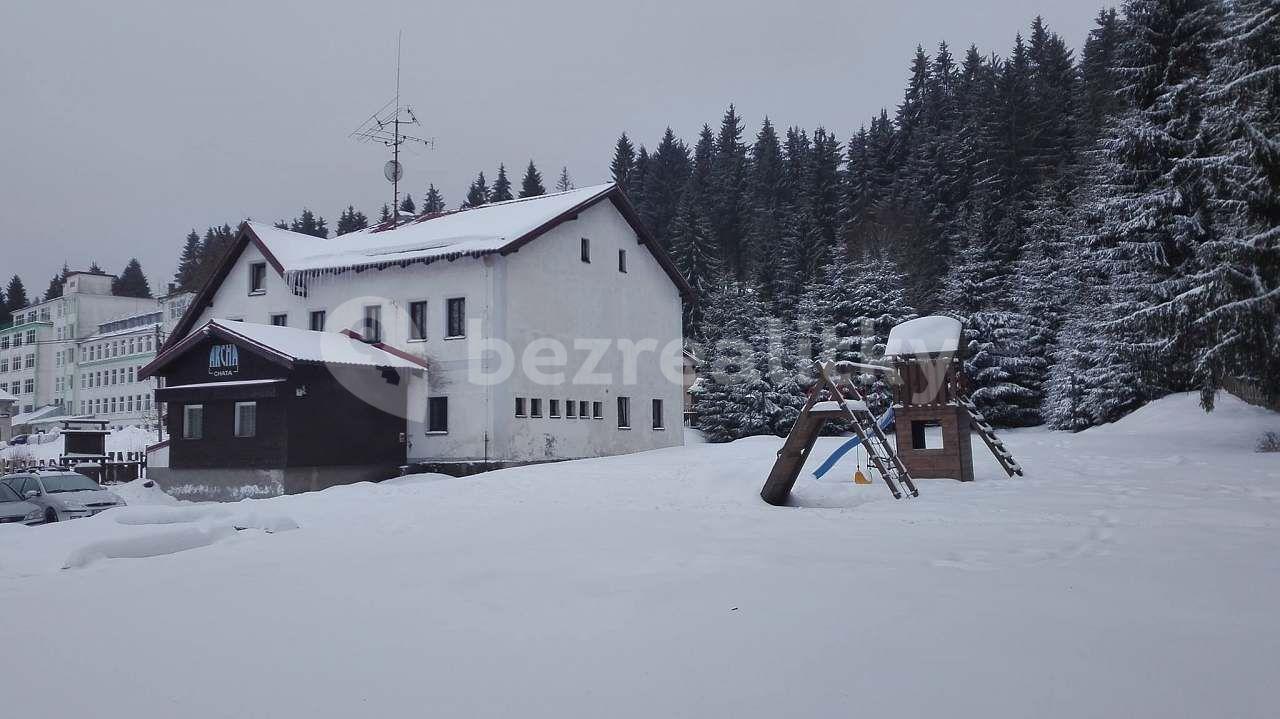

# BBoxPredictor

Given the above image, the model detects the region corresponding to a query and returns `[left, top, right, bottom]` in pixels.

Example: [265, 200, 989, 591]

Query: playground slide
[811, 407, 895, 480]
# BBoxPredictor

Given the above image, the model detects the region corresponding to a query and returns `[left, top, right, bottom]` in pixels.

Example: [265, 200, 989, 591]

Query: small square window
[592, 401, 603, 419]
[549, 399, 561, 418]
[428, 397, 448, 433]
[565, 400, 576, 418]
[249, 262, 267, 294]
[530, 398, 542, 418]
[579, 400, 590, 419]
[618, 249, 627, 273]
[515, 397, 526, 417]
[309, 310, 326, 332]
[581, 237, 591, 263]
[270, 313, 288, 327]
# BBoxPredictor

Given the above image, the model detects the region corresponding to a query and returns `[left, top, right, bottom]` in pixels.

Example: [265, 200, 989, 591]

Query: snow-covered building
[0, 271, 162, 417]
[156, 184, 690, 493]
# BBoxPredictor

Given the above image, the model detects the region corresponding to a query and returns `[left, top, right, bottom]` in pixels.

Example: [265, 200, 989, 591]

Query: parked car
[0, 483, 43, 526]
[8, 434, 29, 445]
[0, 471, 126, 523]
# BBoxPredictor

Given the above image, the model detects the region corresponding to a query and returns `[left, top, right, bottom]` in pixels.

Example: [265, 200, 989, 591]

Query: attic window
[249, 263, 267, 294]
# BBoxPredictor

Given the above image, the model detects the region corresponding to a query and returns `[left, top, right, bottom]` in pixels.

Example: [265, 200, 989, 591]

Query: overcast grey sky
[1, 0, 1105, 294]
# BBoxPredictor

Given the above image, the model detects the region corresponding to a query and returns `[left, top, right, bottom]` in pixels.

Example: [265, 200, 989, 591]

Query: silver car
[1, 471, 127, 523]
[0, 483, 43, 526]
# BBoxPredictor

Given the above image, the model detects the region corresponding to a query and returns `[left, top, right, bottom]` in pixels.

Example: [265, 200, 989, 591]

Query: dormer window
[249, 262, 267, 294]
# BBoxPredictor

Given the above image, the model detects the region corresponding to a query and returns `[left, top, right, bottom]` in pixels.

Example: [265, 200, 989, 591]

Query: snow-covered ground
[0, 424, 155, 462]
[1, 392, 1278, 718]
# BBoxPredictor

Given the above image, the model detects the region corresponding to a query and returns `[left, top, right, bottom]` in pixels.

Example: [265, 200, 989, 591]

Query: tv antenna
[350, 31, 435, 227]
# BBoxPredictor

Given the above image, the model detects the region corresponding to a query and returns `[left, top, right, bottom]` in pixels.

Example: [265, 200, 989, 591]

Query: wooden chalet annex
[140, 319, 428, 500]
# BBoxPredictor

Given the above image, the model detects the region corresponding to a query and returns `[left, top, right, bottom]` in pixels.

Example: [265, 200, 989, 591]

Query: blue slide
[811, 407, 895, 480]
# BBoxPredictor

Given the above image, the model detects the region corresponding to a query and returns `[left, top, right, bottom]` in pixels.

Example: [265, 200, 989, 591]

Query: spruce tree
[746, 118, 788, 305]
[399, 194, 416, 214]
[610, 133, 637, 190]
[1078, 8, 1123, 146]
[555, 166, 574, 192]
[691, 281, 780, 441]
[379, 204, 392, 223]
[286, 210, 329, 238]
[112, 259, 152, 298]
[1088, 0, 1226, 410]
[668, 174, 719, 333]
[491, 164, 514, 202]
[709, 105, 749, 277]
[1189, 0, 1280, 406]
[336, 206, 369, 235]
[423, 184, 446, 213]
[464, 172, 490, 208]
[640, 128, 691, 247]
[4, 275, 27, 320]
[175, 230, 203, 290]
[43, 264, 69, 301]
[518, 161, 545, 198]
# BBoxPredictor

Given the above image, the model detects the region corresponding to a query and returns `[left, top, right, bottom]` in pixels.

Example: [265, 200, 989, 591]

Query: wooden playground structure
[760, 316, 1023, 506]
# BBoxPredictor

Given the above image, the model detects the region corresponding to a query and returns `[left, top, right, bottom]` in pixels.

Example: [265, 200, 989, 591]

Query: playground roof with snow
[884, 316, 963, 358]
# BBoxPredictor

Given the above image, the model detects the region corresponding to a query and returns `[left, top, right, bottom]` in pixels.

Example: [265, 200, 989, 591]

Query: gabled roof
[140, 319, 428, 379]
[166, 184, 693, 348]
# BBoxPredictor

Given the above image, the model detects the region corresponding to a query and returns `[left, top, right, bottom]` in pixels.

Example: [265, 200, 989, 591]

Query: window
[617, 397, 630, 428]
[362, 305, 383, 343]
[652, 399, 665, 429]
[249, 262, 267, 294]
[183, 404, 204, 439]
[270, 313, 288, 327]
[618, 249, 627, 273]
[409, 301, 428, 341]
[579, 400, 590, 419]
[515, 397, 526, 417]
[530, 398, 542, 418]
[911, 421, 945, 449]
[234, 402, 257, 438]
[581, 237, 591, 263]
[309, 310, 326, 332]
[428, 397, 448, 433]
[565, 400, 576, 418]
[446, 298, 465, 338]
[593, 401, 603, 419]
[549, 399, 560, 418]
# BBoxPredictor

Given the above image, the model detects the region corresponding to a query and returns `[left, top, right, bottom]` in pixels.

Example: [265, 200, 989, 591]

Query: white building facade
[0, 271, 192, 427]
[168, 184, 689, 467]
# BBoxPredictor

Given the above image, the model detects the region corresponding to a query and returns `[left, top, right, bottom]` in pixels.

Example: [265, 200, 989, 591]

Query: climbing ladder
[761, 361, 918, 505]
[957, 394, 1024, 477]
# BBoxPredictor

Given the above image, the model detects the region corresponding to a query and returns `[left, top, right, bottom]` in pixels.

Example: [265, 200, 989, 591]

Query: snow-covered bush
[1257, 432, 1280, 454]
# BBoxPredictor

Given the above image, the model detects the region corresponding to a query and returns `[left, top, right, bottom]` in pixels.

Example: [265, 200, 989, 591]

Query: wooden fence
[1223, 377, 1280, 412]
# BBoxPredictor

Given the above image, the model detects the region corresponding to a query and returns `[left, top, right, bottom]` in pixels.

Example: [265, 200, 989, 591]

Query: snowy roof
[884, 315, 963, 358]
[247, 184, 616, 277]
[142, 320, 428, 378]
[11, 405, 70, 426]
[0, 390, 17, 403]
[211, 320, 427, 370]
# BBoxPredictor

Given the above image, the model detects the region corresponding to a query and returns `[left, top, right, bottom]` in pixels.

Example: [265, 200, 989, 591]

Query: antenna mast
[350, 31, 434, 228]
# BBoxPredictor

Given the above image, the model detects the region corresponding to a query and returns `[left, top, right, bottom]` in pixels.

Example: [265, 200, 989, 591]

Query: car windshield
[0, 484, 19, 502]
[39, 473, 102, 493]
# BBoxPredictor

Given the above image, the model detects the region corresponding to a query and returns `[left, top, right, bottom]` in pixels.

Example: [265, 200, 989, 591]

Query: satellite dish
[384, 160, 403, 182]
